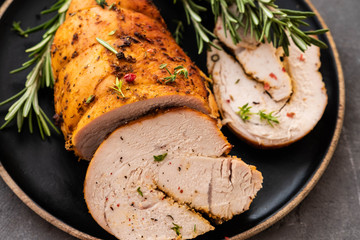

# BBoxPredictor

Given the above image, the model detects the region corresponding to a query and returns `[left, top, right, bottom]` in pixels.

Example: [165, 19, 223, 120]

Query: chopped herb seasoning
[96, 37, 117, 54]
[236, 103, 252, 121]
[85, 95, 95, 104]
[95, 0, 108, 9]
[258, 110, 279, 127]
[236, 103, 280, 126]
[108, 30, 116, 36]
[159, 64, 188, 84]
[111, 77, 125, 97]
[108, 3, 115, 10]
[194, 224, 196, 233]
[137, 187, 143, 197]
[153, 153, 167, 162]
[235, 79, 240, 84]
[171, 223, 182, 236]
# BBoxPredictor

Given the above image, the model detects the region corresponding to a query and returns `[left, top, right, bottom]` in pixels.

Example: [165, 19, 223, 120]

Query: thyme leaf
[137, 187, 143, 197]
[236, 103, 280, 126]
[108, 30, 116, 36]
[153, 153, 168, 162]
[95, 0, 108, 9]
[111, 77, 125, 97]
[171, 222, 182, 236]
[86, 95, 95, 104]
[236, 103, 252, 121]
[257, 110, 279, 127]
[159, 64, 189, 84]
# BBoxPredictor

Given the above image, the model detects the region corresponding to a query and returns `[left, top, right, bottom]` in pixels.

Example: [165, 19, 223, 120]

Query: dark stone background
[0, 0, 359, 239]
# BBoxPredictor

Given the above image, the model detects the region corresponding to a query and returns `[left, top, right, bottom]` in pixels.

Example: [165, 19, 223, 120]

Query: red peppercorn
[282, 67, 286, 72]
[287, 112, 295, 118]
[124, 73, 136, 83]
[299, 54, 305, 62]
[269, 72, 277, 80]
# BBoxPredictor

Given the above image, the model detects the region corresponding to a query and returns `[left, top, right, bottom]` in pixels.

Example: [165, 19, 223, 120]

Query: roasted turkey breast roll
[52, 0, 218, 160]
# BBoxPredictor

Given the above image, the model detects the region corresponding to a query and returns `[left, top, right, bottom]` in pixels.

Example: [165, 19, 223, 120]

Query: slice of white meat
[157, 155, 262, 221]
[207, 39, 327, 148]
[84, 108, 263, 239]
[215, 14, 292, 102]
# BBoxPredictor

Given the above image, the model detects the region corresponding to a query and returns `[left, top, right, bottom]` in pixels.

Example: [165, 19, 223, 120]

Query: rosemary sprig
[159, 64, 188, 84]
[0, 0, 71, 138]
[111, 77, 125, 97]
[174, 0, 328, 55]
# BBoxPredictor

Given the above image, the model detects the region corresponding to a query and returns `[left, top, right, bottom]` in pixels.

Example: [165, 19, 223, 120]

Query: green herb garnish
[258, 110, 279, 127]
[95, 0, 108, 8]
[111, 77, 125, 97]
[137, 187, 143, 197]
[236, 103, 280, 126]
[86, 95, 95, 104]
[171, 222, 182, 236]
[194, 224, 196, 233]
[108, 30, 116, 36]
[96, 37, 118, 54]
[108, 3, 115, 10]
[173, 0, 328, 55]
[153, 153, 168, 162]
[159, 64, 188, 84]
[236, 103, 252, 121]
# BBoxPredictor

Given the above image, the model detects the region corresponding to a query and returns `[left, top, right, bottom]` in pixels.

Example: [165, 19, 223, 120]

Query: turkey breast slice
[207, 39, 327, 147]
[215, 16, 292, 102]
[84, 108, 263, 239]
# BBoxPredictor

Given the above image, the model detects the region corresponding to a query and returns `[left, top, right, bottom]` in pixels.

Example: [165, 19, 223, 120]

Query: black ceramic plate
[0, 0, 344, 239]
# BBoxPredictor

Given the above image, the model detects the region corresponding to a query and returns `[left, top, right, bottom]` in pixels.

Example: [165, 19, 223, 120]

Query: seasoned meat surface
[52, 0, 218, 159]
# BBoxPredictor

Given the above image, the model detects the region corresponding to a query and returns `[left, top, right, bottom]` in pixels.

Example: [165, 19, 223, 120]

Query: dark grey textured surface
[0, 0, 359, 239]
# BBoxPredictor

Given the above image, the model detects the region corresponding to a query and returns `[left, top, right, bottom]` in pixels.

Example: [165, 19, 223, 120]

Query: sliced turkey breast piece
[207, 39, 327, 148]
[214, 16, 258, 50]
[84, 108, 263, 239]
[215, 16, 292, 102]
[52, 0, 218, 160]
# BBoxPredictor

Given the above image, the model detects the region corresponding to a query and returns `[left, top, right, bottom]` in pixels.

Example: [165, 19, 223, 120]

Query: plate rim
[0, 0, 345, 239]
